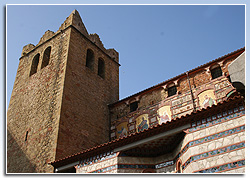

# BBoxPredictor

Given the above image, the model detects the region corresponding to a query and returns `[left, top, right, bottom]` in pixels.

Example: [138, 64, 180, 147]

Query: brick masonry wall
[110, 51, 241, 123]
[55, 27, 119, 160]
[110, 49, 244, 140]
[7, 10, 120, 173]
[7, 29, 70, 173]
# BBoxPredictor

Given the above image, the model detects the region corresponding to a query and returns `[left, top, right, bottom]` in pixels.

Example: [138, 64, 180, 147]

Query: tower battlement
[21, 10, 119, 63]
[8, 9, 120, 173]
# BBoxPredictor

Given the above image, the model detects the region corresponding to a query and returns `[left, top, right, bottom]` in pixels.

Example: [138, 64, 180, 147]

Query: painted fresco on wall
[157, 105, 171, 124]
[136, 114, 149, 132]
[198, 89, 216, 109]
[116, 122, 128, 138]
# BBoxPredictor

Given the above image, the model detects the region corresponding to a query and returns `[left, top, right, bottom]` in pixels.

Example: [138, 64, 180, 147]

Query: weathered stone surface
[7, 9, 119, 173]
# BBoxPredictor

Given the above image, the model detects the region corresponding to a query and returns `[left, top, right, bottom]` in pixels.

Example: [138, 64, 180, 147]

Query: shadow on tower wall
[7, 129, 37, 173]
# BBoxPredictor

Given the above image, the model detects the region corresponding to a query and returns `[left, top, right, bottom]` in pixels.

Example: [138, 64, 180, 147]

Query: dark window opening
[56, 167, 76, 173]
[130, 101, 138, 112]
[30, 53, 40, 76]
[86, 49, 94, 70]
[98, 58, 105, 79]
[168, 86, 177, 97]
[25, 131, 29, 141]
[211, 66, 222, 79]
[41, 46, 51, 69]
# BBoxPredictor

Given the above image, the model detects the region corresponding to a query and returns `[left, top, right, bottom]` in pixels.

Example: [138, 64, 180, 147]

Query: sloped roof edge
[50, 95, 244, 168]
[109, 47, 245, 107]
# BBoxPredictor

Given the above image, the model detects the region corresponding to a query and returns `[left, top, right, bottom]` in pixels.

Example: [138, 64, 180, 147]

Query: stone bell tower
[7, 10, 120, 173]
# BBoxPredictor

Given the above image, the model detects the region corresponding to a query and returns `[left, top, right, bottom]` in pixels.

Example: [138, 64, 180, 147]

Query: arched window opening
[30, 53, 40, 76]
[167, 85, 177, 97]
[41, 46, 51, 69]
[211, 66, 222, 79]
[86, 49, 94, 70]
[98, 58, 105, 79]
[176, 160, 182, 173]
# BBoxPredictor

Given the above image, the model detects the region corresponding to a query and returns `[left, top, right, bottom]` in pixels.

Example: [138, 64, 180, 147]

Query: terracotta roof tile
[109, 47, 245, 107]
[50, 95, 244, 168]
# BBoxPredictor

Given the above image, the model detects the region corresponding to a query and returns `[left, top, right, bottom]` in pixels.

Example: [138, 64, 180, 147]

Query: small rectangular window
[211, 67, 222, 79]
[168, 86, 177, 97]
[130, 101, 138, 112]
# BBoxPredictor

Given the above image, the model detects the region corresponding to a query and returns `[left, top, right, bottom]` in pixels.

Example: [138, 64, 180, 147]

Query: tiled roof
[50, 95, 244, 168]
[109, 47, 245, 107]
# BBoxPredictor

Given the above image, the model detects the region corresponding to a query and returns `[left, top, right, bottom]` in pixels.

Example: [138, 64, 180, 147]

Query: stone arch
[86, 49, 94, 70]
[30, 53, 40, 76]
[98, 58, 105, 78]
[176, 159, 182, 173]
[41, 46, 51, 69]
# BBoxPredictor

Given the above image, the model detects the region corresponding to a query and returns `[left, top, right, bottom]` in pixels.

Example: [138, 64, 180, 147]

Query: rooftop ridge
[50, 95, 244, 168]
[110, 47, 245, 107]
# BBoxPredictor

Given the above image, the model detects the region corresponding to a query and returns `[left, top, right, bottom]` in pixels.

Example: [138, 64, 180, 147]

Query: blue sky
[6, 4, 245, 107]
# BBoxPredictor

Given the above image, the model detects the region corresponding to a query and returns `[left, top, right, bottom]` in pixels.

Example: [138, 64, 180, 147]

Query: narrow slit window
[30, 53, 40, 76]
[41, 46, 51, 69]
[25, 131, 29, 141]
[98, 58, 105, 79]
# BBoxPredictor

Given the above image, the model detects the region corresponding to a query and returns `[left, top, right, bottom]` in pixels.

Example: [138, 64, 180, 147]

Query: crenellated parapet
[37, 30, 55, 46]
[89, 33, 119, 63]
[21, 9, 119, 64]
[21, 43, 35, 56]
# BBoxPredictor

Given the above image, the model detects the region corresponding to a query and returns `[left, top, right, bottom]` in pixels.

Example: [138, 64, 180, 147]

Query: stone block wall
[7, 28, 70, 173]
[7, 10, 120, 173]
[180, 107, 245, 173]
[55, 26, 119, 159]
[228, 51, 245, 90]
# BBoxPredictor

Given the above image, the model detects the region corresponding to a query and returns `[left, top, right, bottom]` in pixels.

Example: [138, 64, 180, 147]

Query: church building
[7, 10, 245, 173]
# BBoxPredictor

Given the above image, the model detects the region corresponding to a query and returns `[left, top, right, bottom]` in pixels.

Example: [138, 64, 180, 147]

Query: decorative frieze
[90, 165, 118, 173]
[189, 109, 245, 133]
[194, 159, 245, 173]
[77, 151, 118, 168]
[182, 141, 245, 170]
[111, 77, 236, 140]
